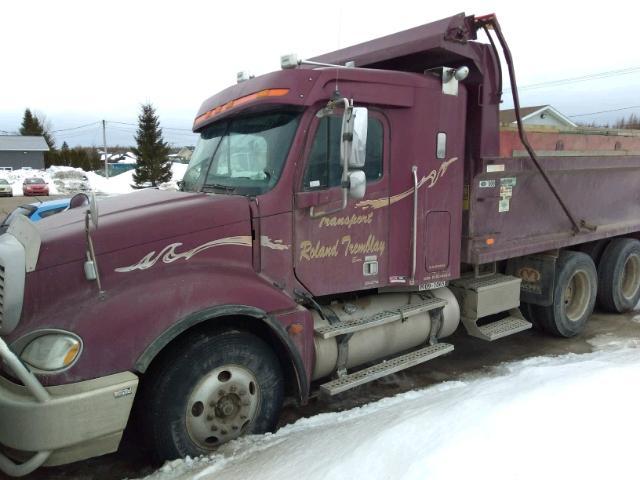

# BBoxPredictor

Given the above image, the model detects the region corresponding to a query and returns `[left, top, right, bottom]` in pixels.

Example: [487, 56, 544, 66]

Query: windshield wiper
[201, 183, 236, 193]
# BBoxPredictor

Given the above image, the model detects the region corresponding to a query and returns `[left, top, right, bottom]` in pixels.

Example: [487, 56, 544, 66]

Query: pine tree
[19, 108, 56, 149]
[132, 103, 171, 187]
[19, 109, 39, 135]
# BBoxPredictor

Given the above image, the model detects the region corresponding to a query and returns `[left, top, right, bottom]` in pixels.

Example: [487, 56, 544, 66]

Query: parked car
[0, 179, 12, 197]
[22, 177, 50, 196]
[0, 198, 70, 234]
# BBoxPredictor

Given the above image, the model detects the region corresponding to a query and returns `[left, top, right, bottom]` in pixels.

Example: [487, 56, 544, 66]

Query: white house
[500, 105, 577, 128]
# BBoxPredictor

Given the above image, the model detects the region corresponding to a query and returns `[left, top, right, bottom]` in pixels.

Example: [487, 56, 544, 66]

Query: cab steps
[463, 314, 532, 341]
[320, 343, 454, 396]
[450, 273, 532, 341]
[314, 297, 447, 339]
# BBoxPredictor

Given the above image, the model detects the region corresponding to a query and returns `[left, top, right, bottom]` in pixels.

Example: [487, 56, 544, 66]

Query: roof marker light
[194, 88, 290, 127]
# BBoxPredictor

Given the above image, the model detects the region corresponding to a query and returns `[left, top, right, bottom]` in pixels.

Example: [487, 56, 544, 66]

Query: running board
[314, 297, 447, 339]
[462, 314, 532, 341]
[320, 343, 454, 396]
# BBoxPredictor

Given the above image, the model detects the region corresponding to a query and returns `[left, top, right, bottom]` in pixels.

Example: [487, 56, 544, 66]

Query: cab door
[293, 109, 389, 296]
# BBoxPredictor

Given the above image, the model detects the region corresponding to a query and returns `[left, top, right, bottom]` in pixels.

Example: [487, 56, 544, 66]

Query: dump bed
[463, 154, 640, 264]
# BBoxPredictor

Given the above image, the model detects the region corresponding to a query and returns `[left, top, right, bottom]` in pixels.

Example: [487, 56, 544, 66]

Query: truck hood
[35, 189, 251, 270]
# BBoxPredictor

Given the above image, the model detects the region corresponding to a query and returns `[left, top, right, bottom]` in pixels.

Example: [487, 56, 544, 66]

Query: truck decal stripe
[114, 235, 289, 273]
[355, 157, 458, 210]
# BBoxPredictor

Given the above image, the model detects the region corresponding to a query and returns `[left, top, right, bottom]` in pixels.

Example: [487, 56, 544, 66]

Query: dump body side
[465, 155, 640, 264]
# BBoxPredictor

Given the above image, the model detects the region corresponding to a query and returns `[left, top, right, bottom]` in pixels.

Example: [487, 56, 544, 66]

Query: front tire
[531, 251, 597, 337]
[142, 330, 284, 462]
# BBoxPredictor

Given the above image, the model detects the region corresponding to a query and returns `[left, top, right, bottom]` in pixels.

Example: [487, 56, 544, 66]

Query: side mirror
[341, 107, 368, 169]
[348, 170, 366, 199]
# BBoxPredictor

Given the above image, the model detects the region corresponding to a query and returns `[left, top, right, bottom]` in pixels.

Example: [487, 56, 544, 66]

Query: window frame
[299, 106, 388, 192]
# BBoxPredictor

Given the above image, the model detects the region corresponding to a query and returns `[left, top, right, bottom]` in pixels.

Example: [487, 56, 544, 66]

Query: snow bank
[0, 163, 188, 197]
[140, 337, 640, 480]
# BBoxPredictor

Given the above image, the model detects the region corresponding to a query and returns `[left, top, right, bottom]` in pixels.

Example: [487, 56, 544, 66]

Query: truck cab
[184, 65, 469, 296]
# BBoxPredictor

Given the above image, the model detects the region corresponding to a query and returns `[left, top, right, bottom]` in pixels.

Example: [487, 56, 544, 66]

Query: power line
[505, 65, 640, 92]
[107, 120, 193, 132]
[51, 121, 101, 133]
[569, 105, 640, 118]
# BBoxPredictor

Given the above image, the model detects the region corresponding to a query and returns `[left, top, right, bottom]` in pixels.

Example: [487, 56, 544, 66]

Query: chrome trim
[411, 166, 418, 283]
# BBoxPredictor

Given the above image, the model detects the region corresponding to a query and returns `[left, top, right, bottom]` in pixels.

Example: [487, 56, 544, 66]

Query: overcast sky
[1, 0, 639, 147]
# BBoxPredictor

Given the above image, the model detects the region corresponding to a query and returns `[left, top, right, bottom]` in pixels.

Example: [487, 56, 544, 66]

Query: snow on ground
[140, 337, 640, 480]
[0, 163, 188, 197]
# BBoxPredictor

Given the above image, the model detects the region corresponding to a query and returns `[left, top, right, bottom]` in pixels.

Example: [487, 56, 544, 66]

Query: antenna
[335, 6, 343, 94]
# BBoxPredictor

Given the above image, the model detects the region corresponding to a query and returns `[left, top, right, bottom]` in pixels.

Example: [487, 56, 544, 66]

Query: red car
[22, 177, 49, 196]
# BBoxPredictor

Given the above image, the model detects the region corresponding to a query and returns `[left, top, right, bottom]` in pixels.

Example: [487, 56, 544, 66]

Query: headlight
[20, 333, 82, 371]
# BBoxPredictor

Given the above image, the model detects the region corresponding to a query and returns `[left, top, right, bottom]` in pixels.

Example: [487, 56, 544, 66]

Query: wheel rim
[621, 253, 640, 301]
[185, 365, 260, 450]
[563, 269, 590, 322]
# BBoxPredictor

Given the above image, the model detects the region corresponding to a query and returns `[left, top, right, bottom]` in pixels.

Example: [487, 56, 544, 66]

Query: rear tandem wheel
[529, 251, 597, 338]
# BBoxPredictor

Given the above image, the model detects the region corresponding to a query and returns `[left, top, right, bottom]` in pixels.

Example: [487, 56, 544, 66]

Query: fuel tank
[312, 288, 460, 380]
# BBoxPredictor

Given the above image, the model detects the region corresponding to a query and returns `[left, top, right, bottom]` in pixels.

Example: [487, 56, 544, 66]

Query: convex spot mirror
[341, 107, 368, 169]
[69, 193, 90, 209]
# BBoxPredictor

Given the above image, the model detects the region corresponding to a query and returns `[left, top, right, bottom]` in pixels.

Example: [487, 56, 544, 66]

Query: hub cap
[563, 270, 590, 322]
[186, 365, 260, 449]
[621, 253, 640, 301]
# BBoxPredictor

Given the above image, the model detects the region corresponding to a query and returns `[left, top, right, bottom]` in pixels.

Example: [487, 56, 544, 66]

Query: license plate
[418, 281, 448, 291]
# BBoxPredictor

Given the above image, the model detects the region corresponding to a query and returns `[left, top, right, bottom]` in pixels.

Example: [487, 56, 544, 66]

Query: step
[464, 315, 532, 341]
[314, 297, 447, 339]
[320, 343, 454, 396]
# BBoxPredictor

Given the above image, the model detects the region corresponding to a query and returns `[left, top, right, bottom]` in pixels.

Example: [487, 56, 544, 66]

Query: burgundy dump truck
[2, 13, 640, 476]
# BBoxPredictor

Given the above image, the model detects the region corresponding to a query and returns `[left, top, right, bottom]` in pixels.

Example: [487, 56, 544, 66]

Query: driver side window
[303, 114, 383, 191]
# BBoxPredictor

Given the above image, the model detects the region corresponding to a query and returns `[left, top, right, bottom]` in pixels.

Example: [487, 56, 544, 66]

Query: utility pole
[102, 120, 109, 178]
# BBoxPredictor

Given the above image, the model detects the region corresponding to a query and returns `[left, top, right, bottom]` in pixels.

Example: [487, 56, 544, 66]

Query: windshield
[25, 178, 45, 184]
[182, 110, 301, 195]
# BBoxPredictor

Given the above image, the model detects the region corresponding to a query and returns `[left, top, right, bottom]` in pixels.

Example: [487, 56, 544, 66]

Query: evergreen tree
[19, 109, 39, 135]
[132, 103, 171, 187]
[19, 108, 56, 149]
[61, 141, 69, 151]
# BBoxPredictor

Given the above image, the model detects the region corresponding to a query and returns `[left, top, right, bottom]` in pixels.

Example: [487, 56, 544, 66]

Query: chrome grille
[0, 233, 26, 335]
[0, 264, 4, 329]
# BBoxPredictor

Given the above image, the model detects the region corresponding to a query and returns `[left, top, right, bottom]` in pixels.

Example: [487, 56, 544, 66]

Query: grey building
[0, 135, 49, 170]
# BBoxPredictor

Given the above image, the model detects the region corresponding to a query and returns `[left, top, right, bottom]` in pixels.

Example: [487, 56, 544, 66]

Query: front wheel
[142, 330, 284, 462]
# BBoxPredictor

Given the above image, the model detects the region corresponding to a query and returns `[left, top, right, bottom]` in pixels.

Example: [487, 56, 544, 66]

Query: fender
[134, 304, 309, 402]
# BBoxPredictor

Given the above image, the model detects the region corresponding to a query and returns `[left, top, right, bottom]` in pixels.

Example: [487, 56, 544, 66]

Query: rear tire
[597, 238, 640, 313]
[531, 251, 597, 337]
[142, 330, 284, 462]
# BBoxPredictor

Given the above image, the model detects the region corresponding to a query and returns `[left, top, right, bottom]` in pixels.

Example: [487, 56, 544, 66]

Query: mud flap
[506, 254, 556, 306]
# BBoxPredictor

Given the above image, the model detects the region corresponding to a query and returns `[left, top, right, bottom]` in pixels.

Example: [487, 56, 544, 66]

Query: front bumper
[0, 338, 138, 477]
